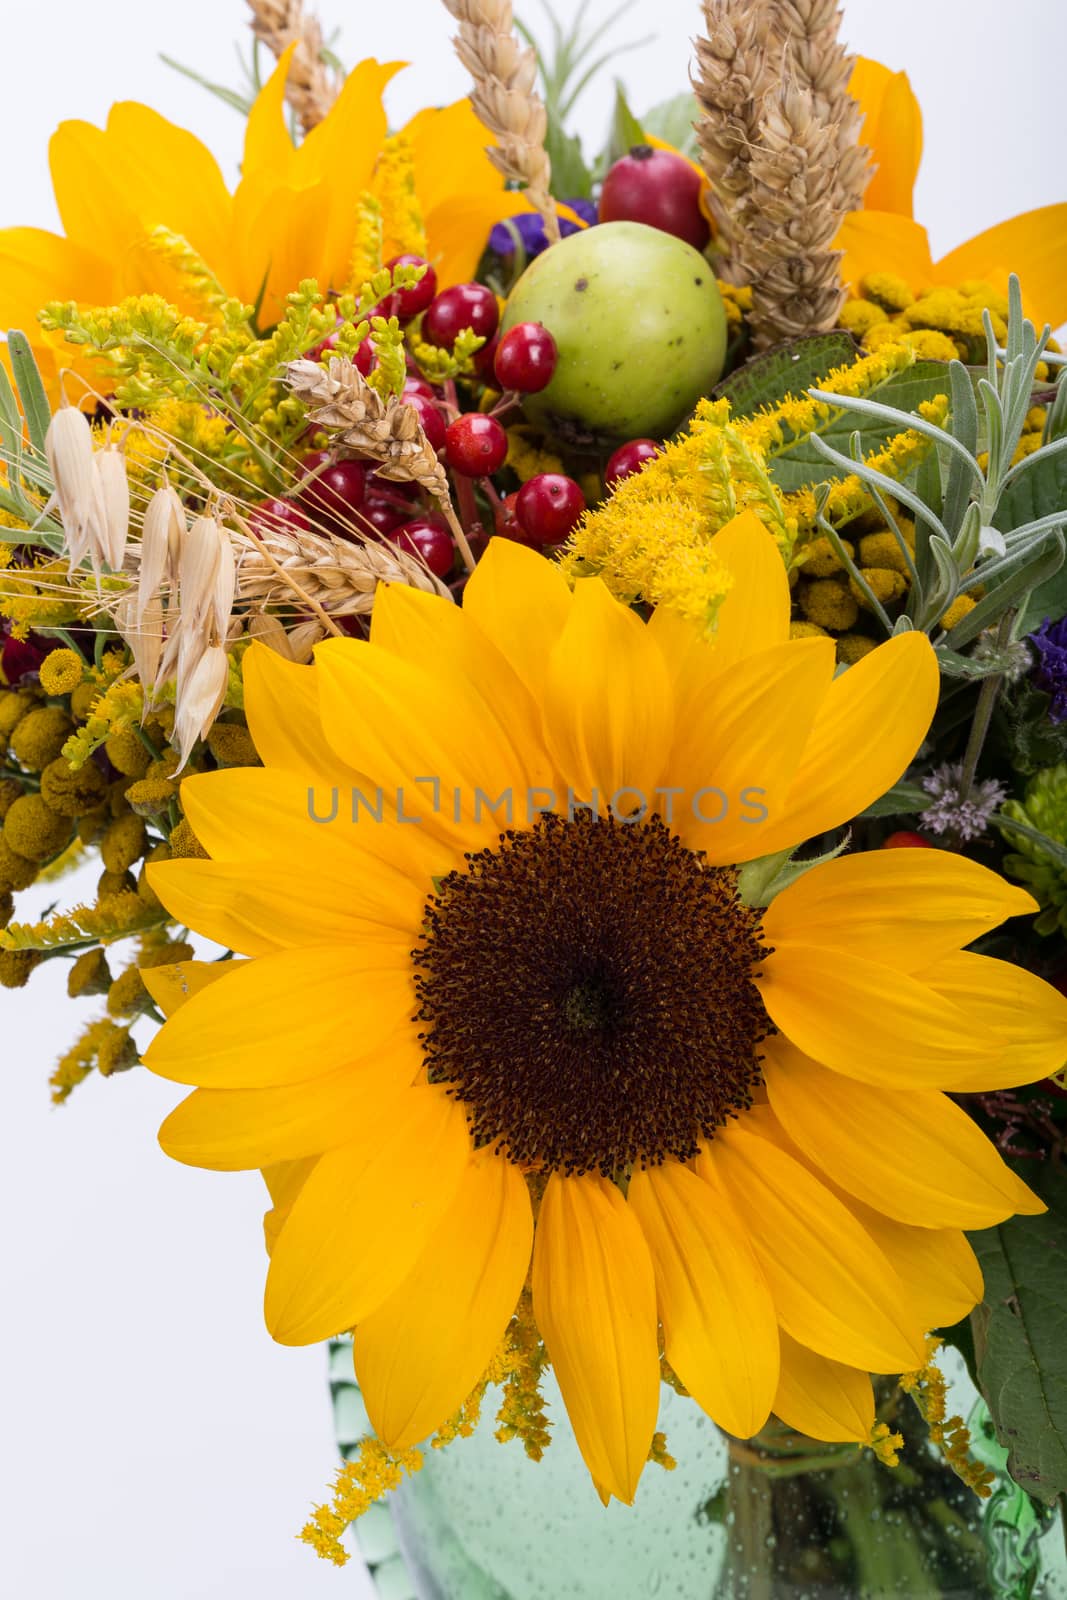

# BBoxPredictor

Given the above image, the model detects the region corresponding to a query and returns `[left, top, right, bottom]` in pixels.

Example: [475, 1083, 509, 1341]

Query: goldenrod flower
[143, 522, 1062, 1506]
[0, 46, 535, 391]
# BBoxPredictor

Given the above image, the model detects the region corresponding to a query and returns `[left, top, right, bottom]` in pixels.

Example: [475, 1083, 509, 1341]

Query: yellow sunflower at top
[0, 44, 537, 393]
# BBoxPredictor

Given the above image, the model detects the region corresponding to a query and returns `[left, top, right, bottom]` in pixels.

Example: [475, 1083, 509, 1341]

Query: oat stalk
[694, 0, 870, 348]
[441, 0, 560, 246]
[246, 0, 339, 133]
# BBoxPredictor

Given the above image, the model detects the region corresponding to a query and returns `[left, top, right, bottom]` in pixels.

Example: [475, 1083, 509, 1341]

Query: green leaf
[994, 439, 1067, 538]
[767, 361, 953, 494]
[7, 330, 51, 457]
[605, 81, 647, 169]
[542, 120, 593, 200]
[970, 1160, 1067, 1505]
[858, 780, 931, 818]
[714, 332, 859, 420]
[158, 53, 253, 116]
[638, 92, 701, 157]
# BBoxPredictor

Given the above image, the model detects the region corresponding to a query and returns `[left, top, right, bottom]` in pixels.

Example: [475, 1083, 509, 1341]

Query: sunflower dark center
[412, 811, 773, 1177]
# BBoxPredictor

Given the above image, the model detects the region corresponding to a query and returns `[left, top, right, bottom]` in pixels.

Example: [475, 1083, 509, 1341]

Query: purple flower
[1030, 616, 1067, 721]
[489, 198, 598, 260]
[921, 761, 1007, 842]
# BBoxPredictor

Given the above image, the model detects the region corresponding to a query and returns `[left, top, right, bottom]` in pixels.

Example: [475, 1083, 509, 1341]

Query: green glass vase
[328, 1341, 1067, 1599]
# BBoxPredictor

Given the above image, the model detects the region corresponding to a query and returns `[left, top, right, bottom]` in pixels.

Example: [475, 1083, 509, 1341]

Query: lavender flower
[489, 198, 598, 260]
[921, 761, 1007, 841]
[1029, 616, 1067, 721]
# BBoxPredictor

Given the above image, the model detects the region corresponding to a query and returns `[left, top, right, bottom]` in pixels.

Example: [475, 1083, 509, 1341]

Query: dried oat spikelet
[694, 0, 870, 348]
[234, 523, 453, 624]
[287, 355, 476, 570]
[246, 0, 339, 133]
[441, 0, 560, 245]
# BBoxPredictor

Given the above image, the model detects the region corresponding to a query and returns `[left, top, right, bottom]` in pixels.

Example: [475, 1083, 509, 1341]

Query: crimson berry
[406, 391, 447, 454]
[391, 516, 455, 577]
[600, 145, 710, 252]
[605, 437, 661, 488]
[353, 337, 377, 377]
[367, 471, 420, 504]
[423, 282, 499, 349]
[361, 499, 409, 537]
[402, 374, 437, 402]
[297, 452, 367, 525]
[248, 497, 311, 538]
[883, 831, 933, 849]
[494, 322, 558, 392]
[515, 473, 586, 545]
[444, 413, 509, 477]
[380, 254, 438, 322]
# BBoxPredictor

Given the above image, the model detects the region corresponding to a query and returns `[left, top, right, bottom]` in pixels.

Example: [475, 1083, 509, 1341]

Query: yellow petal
[934, 204, 1067, 332]
[404, 100, 505, 217]
[763, 848, 1036, 974]
[747, 631, 939, 856]
[104, 102, 234, 281]
[143, 945, 415, 1088]
[707, 511, 793, 670]
[265, 1086, 470, 1343]
[850, 58, 922, 218]
[140, 958, 236, 1018]
[355, 1150, 532, 1448]
[773, 1330, 874, 1443]
[147, 856, 421, 956]
[242, 642, 358, 779]
[262, 1156, 317, 1256]
[159, 1034, 422, 1170]
[299, 58, 400, 289]
[543, 578, 673, 809]
[671, 636, 835, 864]
[701, 1127, 926, 1372]
[461, 538, 573, 703]
[758, 942, 999, 1089]
[532, 1172, 659, 1504]
[242, 43, 297, 185]
[841, 1198, 984, 1332]
[834, 210, 935, 297]
[924, 951, 1067, 1091]
[762, 1038, 1041, 1229]
[629, 1162, 778, 1439]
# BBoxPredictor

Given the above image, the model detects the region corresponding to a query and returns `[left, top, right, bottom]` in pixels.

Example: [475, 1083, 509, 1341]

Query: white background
[2, 2, 1063, 1597]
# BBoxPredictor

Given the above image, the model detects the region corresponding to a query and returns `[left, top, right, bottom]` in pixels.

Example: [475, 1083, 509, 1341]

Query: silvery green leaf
[952, 502, 982, 568]
[949, 532, 1065, 647]
[935, 645, 1020, 679]
[7, 331, 51, 458]
[738, 837, 851, 907]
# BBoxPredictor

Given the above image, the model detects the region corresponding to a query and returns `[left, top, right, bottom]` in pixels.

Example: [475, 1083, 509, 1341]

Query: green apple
[500, 221, 726, 445]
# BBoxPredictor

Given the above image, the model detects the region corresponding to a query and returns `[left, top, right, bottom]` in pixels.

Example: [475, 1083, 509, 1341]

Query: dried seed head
[248, 611, 296, 659]
[45, 406, 96, 567]
[285, 620, 328, 662]
[115, 589, 164, 696]
[91, 448, 130, 571]
[174, 643, 229, 769]
[139, 484, 187, 621]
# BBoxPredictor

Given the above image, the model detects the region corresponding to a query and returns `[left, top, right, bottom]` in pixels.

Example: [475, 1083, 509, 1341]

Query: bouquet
[2, 1, 1066, 1592]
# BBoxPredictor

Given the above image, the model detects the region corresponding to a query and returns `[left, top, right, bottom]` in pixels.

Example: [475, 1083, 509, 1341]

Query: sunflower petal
[461, 538, 573, 702]
[850, 58, 922, 218]
[774, 1330, 875, 1443]
[924, 951, 1067, 1091]
[707, 511, 792, 669]
[763, 848, 1036, 973]
[265, 1087, 470, 1343]
[841, 1199, 985, 1331]
[140, 958, 236, 1018]
[532, 1172, 659, 1504]
[629, 1162, 778, 1438]
[935, 204, 1067, 332]
[143, 945, 415, 1088]
[701, 1127, 927, 1372]
[242, 643, 357, 779]
[834, 211, 936, 297]
[355, 1150, 532, 1448]
[757, 942, 999, 1089]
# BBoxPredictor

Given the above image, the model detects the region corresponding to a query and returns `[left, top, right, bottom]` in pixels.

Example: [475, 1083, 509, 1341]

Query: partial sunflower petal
[532, 1172, 659, 1505]
[762, 1038, 1043, 1229]
[835, 210, 936, 297]
[934, 204, 1067, 332]
[757, 942, 999, 1089]
[763, 848, 1036, 973]
[461, 538, 573, 702]
[242, 642, 358, 780]
[701, 1127, 926, 1372]
[265, 1087, 470, 1344]
[706, 511, 792, 670]
[140, 958, 236, 1018]
[850, 58, 922, 218]
[773, 1330, 875, 1444]
[143, 945, 415, 1088]
[629, 1162, 778, 1439]
[923, 951, 1067, 1091]
[842, 1198, 985, 1332]
[355, 1150, 532, 1449]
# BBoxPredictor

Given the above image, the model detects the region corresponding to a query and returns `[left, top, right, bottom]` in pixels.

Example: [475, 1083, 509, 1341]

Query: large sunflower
[143, 515, 1063, 1504]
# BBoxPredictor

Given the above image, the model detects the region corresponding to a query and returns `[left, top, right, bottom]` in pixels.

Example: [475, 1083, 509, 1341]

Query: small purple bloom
[489, 198, 598, 260]
[1030, 616, 1067, 722]
[921, 761, 1007, 842]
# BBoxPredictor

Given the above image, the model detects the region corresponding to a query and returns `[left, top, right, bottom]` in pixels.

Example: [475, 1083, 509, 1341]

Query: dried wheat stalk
[441, 0, 560, 245]
[246, 0, 339, 133]
[287, 355, 477, 570]
[234, 523, 451, 617]
[694, 0, 870, 348]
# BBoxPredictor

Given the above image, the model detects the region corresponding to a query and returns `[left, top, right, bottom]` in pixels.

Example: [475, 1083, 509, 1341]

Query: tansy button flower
[142, 515, 1065, 1506]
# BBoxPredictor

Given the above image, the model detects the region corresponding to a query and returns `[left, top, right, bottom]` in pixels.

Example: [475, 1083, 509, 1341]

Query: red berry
[605, 438, 661, 488]
[444, 413, 509, 477]
[600, 145, 710, 252]
[515, 473, 586, 545]
[494, 322, 558, 393]
[380, 254, 438, 322]
[307, 327, 340, 364]
[307, 328, 376, 375]
[401, 375, 437, 402]
[405, 392, 447, 454]
[474, 332, 501, 382]
[423, 283, 499, 349]
[366, 471, 420, 504]
[297, 452, 367, 525]
[248, 497, 311, 538]
[391, 516, 455, 577]
[883, 831, 932, 849]
[361, 499, 409, 536]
